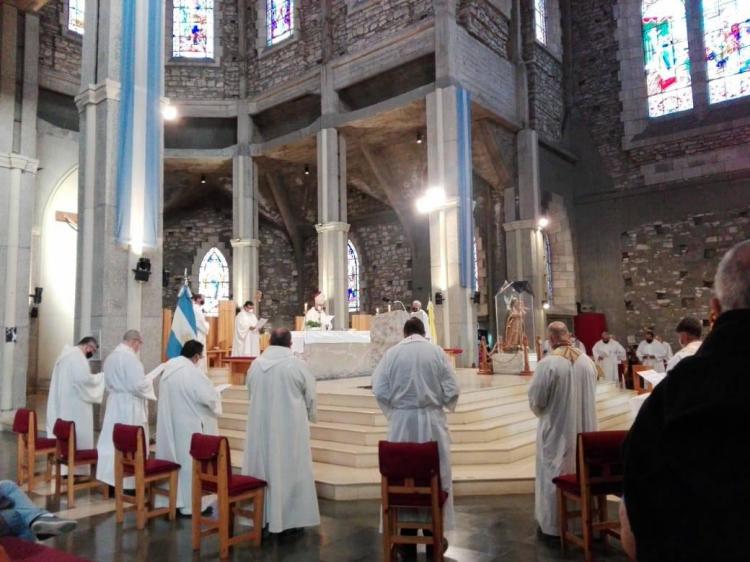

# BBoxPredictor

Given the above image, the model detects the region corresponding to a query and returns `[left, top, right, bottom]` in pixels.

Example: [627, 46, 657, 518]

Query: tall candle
[304, 302, 308, 313]
[388, 304, 391, 312]
[376, 307, 380, 315]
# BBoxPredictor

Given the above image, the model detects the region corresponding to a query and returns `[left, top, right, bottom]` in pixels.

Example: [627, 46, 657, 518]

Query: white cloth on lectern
[193, 303, 210, 372]
[528, 349, 598, 536]
[592, 339, 626, 383]
[372, 334, 460, 530]
[666, 340, 701, 372]
[410, 309, 431, 341]
[96, 343, 155, 487]
[636, 340, 666, 372]
[155, 356, 222, 514]
[241, 346, 319, 533]
[232, 310, 259, 357]
[46, 345, 104, 475]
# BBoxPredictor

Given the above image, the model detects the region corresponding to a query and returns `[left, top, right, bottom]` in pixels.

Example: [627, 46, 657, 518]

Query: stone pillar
[426, 86, 477, 367]
[0, 6, 40, 412]
[232, 106, 260, 306]
[316, 128, 349, 329]
[74, 0, 164, 370]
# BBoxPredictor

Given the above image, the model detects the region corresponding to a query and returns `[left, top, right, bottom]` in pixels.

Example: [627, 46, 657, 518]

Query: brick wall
[38, 0, 82, 85]
[258, 226, 298, 328]
[457, 0, 510, 59]
[529, 45, 564, 143]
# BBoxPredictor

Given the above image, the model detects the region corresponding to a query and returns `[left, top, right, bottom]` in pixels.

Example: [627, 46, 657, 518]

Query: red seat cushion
[35, 437, 57, 450]
[0, 536, 92, 561]
[59, 449, 98, 463]
[123, 458, 180, 477]
[202, 474, 266, 496]
[389, 490, 448, 508]
[553, 473, 623, 497]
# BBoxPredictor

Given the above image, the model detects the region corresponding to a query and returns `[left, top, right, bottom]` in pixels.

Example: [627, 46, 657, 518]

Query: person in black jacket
[621, 239, 750, 561]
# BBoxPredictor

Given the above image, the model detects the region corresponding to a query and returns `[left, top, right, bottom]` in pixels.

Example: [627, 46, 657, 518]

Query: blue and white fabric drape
[115, 0, 163, 250]
[456, 87, 475, 290]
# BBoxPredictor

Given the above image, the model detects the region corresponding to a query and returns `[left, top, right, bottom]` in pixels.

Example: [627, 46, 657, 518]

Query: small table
[443, 348, 463, 369]
[225, 356, 255, 386]
[206, 348, 228, 368]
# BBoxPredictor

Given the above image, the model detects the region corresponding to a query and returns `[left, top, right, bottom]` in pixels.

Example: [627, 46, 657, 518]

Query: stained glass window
[68, 0, 85, 35]
[642, 0, 694, 117]
[172, 0, 214, 59]
[703, 0, 750, 104]
[347, 241, 360, 313]
[198, 247, 229, 317]
[267, 0, 294, 46]
[534, 0, 547, 44]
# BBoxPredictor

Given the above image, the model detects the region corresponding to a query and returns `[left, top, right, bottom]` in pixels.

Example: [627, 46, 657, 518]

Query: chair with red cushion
[553, 430, 628, 562]
[12, 409, 56, 493]
[190, 433, 266, 559]
[113, 423, 180, 530]
[53, 419, 108, 507]
[378, 441, 447, 562]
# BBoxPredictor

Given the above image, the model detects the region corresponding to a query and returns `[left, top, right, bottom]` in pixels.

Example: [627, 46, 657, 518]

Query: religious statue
[502, 297, 527, 352]
[477, 336, 493, 375]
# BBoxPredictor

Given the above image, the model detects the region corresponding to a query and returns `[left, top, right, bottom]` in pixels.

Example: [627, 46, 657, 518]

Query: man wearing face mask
[96, 330, 156, 488]
[45, 337, 104, 475]
[636, 329, 666, 372]
[232, 301, 260, 356]
[410, 300, 432, 342]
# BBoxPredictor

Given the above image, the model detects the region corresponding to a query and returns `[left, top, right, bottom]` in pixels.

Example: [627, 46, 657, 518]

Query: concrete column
[316, 128, 349, 329]
[74, 0, 164, 370]
[426, 86, 477, 367]
[232, 107, 260, 305]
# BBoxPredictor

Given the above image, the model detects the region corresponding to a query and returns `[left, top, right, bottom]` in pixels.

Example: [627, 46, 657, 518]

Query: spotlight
[472, 291, 481, 304]
[200, 174, 207, 184]
[132, 257, 152, 282]
[162, 104, 178, 121]
[435, 291, 444, 305]
[537, 215, 549, 229]
[416, 131, 423, 144]
[304, 165, 310, 176]
[542, 301, 551, 310]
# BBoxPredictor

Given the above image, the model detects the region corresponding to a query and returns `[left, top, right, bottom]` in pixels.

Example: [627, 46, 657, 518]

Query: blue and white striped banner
[115, 0, 163, 250]
[456, 87, 475, 290]
[166, 285, 197, 359]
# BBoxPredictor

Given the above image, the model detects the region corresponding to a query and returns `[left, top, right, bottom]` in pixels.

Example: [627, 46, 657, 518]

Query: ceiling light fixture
[416, 132, 423, 144]
[304, 165, 310, 176]
[200, 174, 207, 184]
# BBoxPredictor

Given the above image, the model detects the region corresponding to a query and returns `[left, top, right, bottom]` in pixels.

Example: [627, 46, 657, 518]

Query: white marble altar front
[292, 330, 373, 379]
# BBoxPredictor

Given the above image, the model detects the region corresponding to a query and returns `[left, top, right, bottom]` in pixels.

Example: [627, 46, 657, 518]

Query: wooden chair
[113, 423, 180, 530]
[12, 409, 56, 493]
[631, 364, 652, 394]
[190, 433, 266, 559]
[553, 430, 628, 562]
[379, 441, 447, 562]
[52, 419, 108, 507]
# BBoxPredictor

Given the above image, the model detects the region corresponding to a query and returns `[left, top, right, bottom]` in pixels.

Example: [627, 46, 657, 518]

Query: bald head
[715, 240, 750, 311]
[122, 329, 143, 353]
[547, 321, 570, 347]
[269, 327, 292, 348]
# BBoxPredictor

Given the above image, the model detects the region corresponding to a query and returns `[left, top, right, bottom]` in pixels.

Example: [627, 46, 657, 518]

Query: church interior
[0, 0, 749, 560]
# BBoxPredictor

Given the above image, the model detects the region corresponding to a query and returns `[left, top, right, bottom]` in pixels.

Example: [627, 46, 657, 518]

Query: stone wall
[546, 193, 576, 313]
[258, 226, 298, 328]
[529, 45, 563, 143]
[457, 0, 510, 59]
[38, 0, 82, 87]
[620, 205, 750, 346]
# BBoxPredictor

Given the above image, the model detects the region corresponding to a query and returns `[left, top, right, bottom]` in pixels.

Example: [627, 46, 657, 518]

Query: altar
[291, 330, 373, 379]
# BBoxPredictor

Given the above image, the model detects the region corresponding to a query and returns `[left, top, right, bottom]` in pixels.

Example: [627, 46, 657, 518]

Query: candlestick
[376, 307, 380, 315]
[388, 304, 391, 312]
[304, 302, 308, 313]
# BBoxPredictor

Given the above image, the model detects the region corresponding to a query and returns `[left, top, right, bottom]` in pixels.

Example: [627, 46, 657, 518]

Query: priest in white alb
[241, 328, 319, 533]
[410, 300, 431, 342]
[666, 316, 702, 372]
[46, 336, 104, 475]
[636, 330, 666, 372]
[232, 300, 260, 357]
[155, 340, 223, 516]
[192, 293, 210, 372]
[96, 330, 156, 488]
[305, 291, 333, 330]
[372, 317, 460, 545]
[592, 332, 627, 383]
[529, 321, 598, 538]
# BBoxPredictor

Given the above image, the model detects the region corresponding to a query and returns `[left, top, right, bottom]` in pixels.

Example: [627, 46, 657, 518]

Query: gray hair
[714, 240, 750, 311]
[547, 321, 569, 340]
[122, 329, 143, 343]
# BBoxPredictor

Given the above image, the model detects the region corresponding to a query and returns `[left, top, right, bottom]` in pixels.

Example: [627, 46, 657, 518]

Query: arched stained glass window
[641, 0, 694, 117]
[173, 0, 215, 59]
[68, 0, 85, 35]
[703, 0, 750, 104]
[198, 247, 229, 317]
[347, 241, 360, 313]
[267, 0, 294, 46]
[534, 0, 547, 44]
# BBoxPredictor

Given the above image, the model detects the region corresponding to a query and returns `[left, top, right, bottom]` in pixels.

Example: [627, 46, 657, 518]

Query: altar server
[192, 293, 210, 372]
[232, 301, 260, 357]
[592, 332, 627, 383]
[636, 330, 666, 372]
[410, 300, 432, 342]
[241, 328, 319, 533]
[666, 317, 702, 372]
[96, 330, 155, 487]
[46, 337, 104, 474]
[529, 321, 598, 537]
[155, 340, 222, 516]
[372, 317, 460, 533]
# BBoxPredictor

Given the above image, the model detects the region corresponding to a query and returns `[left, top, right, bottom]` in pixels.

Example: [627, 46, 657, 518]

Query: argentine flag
[166, 285, 197, 359]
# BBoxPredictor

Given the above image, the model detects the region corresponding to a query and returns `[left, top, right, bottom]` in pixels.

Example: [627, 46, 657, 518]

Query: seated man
[0, 480, 76, 541]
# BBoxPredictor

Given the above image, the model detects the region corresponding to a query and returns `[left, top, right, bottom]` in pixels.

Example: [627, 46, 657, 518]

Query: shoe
[30, 514, 77, 537]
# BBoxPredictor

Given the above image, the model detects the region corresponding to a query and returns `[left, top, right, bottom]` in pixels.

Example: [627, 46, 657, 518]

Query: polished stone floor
[0, 431, 628, 561]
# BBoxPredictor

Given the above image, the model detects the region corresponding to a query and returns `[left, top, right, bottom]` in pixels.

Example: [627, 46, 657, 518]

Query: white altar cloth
[291, 330, 370, 353]
[290, 331, 372, 379]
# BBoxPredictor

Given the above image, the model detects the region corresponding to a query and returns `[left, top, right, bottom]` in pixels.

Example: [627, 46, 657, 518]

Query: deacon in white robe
[96, 330, 156, 487]
[232, 301, 260, 357]
[636, 331, 666, 372]
[529, 322, 598, 537]
[410, 300, 432, 342]
[241, 328, 319, 533]
[192, 294, 210, 372]
[592, 332, 627, 383]
[372, 318, 460, 531]
[155, 341, 222, 515]
[666, 316, 703, 372]
[46, 337, 104, 475]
